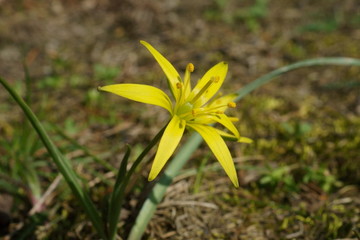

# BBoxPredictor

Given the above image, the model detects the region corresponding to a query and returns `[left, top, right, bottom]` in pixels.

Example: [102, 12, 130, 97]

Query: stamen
[187, 63, 194, 72]
[183, 63, 193, 98]
[176, 82, 183, 89]
[227, 102, 236, 108]
[175, 82, 184, 107]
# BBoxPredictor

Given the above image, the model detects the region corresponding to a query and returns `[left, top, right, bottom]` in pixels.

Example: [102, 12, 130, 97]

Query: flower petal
[99, 84, 173, 113]
[190, 62, 228, 107]
[187, 123, 239, 187]
[210, 114, 240, 138]
[148, 115, 186, 181]
[215, 129, 238, 141]
[216, 129, 253, 143]
[238, 137, 253, 143]
[140, 40, 181, 101]
[190, 114, 239, 137]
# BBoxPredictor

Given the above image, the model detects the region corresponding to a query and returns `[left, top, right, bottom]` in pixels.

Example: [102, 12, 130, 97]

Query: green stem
[107, 125, 166, 240]
[127, 57, 360, 240]
[0, 77, 107, 239]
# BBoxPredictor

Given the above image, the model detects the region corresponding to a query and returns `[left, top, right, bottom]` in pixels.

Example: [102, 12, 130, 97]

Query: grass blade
[53, 124, 117, 173]
[0, 77, 107, 239]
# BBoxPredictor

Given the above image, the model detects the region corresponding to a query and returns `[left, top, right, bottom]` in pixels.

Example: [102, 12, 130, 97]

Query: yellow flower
[99, 41, 252, 187]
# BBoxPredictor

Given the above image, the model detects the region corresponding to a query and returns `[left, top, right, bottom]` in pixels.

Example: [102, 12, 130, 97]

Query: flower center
[177, 101, 194, 115]
[174, 62, 235, 122]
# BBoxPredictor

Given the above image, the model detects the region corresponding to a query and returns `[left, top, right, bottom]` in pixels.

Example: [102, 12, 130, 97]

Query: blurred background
[0, 0, 359, 239]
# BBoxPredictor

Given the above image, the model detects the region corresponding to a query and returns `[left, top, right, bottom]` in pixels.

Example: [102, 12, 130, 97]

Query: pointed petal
[189, 115, 215, 124]
[210, 114, 240, 138]
[99, 84, 173, 113]
[188, 114, 239, 128]
[148, 115, 186, 180]
[216, 129, 253, 143]
[191, 114, 240, 137]
[190, 62, 228, 107]
[216, 129, 238, 141]
[187, 123, 239, 187]
[238, 137, 253, 143]
[140, 40, 181, 101]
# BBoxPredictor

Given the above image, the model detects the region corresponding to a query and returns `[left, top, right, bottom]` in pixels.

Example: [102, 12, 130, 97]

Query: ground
[0, 0, 360, 239]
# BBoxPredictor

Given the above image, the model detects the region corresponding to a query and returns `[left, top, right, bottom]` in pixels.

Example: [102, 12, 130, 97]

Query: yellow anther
[176, 82, 183, 89]
[192, 109, 197, 116]
[214, 76, 220, 83]
[227, 102, 236, 108]
[216, 110, 224, 114]
[187, 63, 194, 72]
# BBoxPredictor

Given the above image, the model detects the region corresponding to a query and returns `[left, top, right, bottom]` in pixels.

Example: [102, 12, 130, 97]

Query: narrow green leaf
[114, 145, 131, 191]
[106, 145, 131, 236]
[107, 126, 166, 240]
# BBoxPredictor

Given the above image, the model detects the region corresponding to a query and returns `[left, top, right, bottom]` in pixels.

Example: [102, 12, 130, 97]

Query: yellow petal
[140, 40, 181, 102]
[187, 123, 239, 187]
[148, 115, 186, 181]
[215, 129, 238, 141]
[99, 84, 173, 113]
[190, 62, 228, 107]
[189, 115, 215, 124]
[190, 113, 240, 137]
[215, 114, 240, 137]
[238, 136, 253, 144]
[216, 129, 253, 143]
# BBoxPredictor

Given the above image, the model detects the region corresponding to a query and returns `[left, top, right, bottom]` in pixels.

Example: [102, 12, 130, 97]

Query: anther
[187, 63, 194, 73]
[227, 102, 236, 108]
[176, 82, 183, 89]
[214, 76, 220, 83]
[192, 109, 197, 116]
